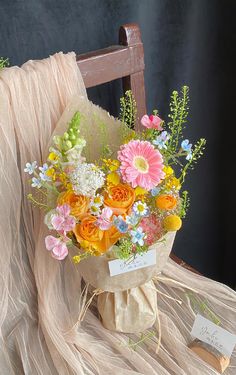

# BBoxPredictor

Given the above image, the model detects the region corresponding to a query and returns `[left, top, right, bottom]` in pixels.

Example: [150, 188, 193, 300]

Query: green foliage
[114, 238, 133, 259]
[180, 138, 206, 183]
[168, 86, 189, 152]
[180, 190, 190, 218]
[119, 90, 137, 129]
[127, 331, 156, 350]
[0, 57, 9, 69]
[186, 292, 221, 326]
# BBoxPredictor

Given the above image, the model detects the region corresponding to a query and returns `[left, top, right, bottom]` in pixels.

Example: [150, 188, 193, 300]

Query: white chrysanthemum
[70, 163, 105, 197]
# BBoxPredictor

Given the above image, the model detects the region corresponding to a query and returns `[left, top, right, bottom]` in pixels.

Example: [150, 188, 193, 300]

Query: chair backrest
[76, 23, 146, 129]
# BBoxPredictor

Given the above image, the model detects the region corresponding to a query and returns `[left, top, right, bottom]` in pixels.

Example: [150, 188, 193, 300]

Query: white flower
[90, 205, 101, 216]
[133, 201, 149, 216]
[24, 161, 37, 174]
[65, 143, 86, 164]
[70, 163, 105, 197]
[90, 194, 104, 207]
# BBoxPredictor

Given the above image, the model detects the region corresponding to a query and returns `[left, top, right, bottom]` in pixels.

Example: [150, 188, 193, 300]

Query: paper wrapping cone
[97, 280, 157, 333]
[77, 232, 175, 333]
[77, 231, 176, 292]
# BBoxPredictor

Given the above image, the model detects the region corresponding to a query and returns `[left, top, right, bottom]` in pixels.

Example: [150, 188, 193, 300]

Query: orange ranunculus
[73, 215, 121, 254]
[104, 183, 135, 215]
[57, 191, 90, 219]
[156, 194, 177, 210]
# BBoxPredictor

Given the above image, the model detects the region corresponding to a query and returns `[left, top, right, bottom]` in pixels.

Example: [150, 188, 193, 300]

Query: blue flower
[31, 177, 42, 188]
[133, 201, 149, 217]
[153, 131, 170, 150]
[126, 214, 139, 226]
[130, 227, 145, 246]
[181, 139, 192, 152]
[151, 187, 161, 197]
[24, 161, 37, 175]
[113, 216, 129, 233]
[186, 152, 193, 160]
[39, 163, 49, 173]
[181, 139, 193, 160]
[39, 163, 51, 181]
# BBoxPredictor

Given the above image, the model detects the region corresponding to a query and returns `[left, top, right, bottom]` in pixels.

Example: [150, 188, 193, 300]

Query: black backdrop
[1, 0, 235, 287]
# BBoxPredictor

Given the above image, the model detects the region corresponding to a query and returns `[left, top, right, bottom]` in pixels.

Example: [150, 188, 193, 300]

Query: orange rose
[73, 215, 121, 254]
[104, 183, 135, 215]
[156, 194, 177, 210]
[57, 191, 89, 219]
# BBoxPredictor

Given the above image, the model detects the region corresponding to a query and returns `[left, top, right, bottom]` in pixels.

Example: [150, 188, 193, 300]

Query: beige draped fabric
[0, 52, 235, 375]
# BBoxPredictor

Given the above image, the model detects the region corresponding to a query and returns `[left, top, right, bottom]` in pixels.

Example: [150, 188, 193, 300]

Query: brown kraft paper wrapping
[77, 232, 175, 333]
[97, 280, 157, 333]
[77, 231, 176, 292]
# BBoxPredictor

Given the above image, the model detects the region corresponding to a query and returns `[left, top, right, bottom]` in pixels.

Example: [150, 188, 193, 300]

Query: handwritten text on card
[108, 249, 156, 277]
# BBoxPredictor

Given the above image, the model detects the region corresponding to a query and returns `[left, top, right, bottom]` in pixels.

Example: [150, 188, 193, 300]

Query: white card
[108, 249, 156, 277]
[191, 314, 236, 357]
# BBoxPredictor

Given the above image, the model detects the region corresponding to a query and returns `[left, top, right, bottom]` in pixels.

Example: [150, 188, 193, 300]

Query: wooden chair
[76, 23, 199, 274]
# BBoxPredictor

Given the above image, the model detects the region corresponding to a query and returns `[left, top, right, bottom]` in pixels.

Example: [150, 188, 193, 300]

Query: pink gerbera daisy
[117, 140, 165, 190]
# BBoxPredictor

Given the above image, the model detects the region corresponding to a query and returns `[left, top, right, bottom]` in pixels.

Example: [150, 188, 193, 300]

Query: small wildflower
[130, 227, 145, 246]
[113, 216, 129, 233]
[70, 163, 105, 197]
[163, 165, 174, 179]
[165, 177, 181, 191]
[31, 177, 42, 188]
[151, 186, 161, 196]
[133, 201, 149, 216]
[125, 214, 139, 226]
[39, 163, 51, 181]
[46, 167, 56, 181]
[91, 194, 104, 207]
[103, 159, 120, 171]
[48, 152, 59, 165]
[24, 161, 37, 175]
[181, 139, 193, 160]
[90, 205, 101, 216]
[134, 186, 148, 197]
[96, 207, 113, 230]
[72, 255, 81, 264]
[153, 131, 170, 149]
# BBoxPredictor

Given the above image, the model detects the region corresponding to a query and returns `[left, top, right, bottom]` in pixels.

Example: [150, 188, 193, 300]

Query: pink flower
[139, 214, 163, 246]
[96, 207, 113, 230]
[118, 140, 165, 190]
[45, 235, 69, 260]
[141, 114, 163, 130]
[51, 204, 76, 233]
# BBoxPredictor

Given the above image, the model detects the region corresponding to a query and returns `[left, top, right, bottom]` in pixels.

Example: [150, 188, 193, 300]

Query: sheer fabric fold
[0, 53, 235, 374]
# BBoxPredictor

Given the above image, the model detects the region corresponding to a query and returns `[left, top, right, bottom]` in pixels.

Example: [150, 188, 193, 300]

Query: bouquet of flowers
[25, 87, 206, 333]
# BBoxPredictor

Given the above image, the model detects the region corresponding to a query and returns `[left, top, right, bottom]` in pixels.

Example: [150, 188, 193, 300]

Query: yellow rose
[163, 215, 182, 231]
[156, 194, 177, 210]
[57, 191, 89, 219]
[104, 183, 135, 215]
[73, 215, 121, 253]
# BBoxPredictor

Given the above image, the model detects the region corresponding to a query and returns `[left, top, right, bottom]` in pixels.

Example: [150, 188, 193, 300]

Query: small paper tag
[191, 314, 236, 357]
[108, 249, 156, 277]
